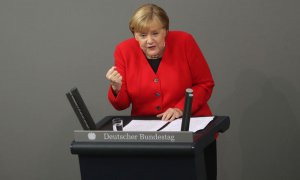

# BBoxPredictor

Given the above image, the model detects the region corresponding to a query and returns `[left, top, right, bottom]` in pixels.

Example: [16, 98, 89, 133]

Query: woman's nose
[146, 35, 154, 44]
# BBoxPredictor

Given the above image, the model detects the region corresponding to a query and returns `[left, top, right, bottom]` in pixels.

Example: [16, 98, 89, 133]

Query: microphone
[181, 88, 193, 131]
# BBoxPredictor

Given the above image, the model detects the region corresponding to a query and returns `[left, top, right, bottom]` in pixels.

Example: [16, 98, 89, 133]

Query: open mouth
[147, 46, 156, 50]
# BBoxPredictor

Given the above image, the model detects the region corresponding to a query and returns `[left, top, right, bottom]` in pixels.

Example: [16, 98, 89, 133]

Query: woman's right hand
[106, 66, 122, 94]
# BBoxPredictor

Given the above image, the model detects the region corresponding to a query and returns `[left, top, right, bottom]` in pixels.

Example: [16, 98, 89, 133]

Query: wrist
[111, 85, 120, 95]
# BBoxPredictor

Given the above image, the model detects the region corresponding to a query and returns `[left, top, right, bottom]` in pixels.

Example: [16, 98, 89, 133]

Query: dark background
[1, 0, 299, 179]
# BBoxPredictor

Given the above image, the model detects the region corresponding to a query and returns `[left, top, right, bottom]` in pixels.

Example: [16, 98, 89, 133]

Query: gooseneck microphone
[181, 88, 193, 131]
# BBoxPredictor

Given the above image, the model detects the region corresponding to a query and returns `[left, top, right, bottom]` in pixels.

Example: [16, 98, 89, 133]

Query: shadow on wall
[237, 69, 300, 180]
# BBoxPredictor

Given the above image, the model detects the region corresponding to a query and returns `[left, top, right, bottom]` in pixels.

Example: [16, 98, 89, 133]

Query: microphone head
[186, 88, 193, 94]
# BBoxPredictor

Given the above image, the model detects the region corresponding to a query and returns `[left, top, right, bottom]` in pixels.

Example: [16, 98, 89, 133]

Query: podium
[70, 116, 230, 180]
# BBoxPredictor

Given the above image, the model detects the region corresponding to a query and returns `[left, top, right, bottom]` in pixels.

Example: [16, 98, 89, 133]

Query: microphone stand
[181, 88, 193, 131]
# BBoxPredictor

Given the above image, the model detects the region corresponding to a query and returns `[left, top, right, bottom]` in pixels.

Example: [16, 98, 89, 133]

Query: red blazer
[108, 31, 214, 116]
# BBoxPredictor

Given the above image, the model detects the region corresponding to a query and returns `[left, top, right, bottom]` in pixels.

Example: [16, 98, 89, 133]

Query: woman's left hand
[157, 108, 183, 121]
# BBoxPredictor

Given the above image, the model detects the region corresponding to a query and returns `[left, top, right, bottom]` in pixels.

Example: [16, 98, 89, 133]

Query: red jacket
[108, 31, 214, 116]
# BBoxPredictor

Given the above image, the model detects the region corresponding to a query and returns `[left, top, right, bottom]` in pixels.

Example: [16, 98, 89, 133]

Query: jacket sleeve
[175, 34, 214, 113]
[107, 46, 131, 110]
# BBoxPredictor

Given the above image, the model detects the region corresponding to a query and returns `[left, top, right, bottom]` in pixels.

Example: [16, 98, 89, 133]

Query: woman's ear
[164, 30, 168, 40]
[133, 32, 138, 41]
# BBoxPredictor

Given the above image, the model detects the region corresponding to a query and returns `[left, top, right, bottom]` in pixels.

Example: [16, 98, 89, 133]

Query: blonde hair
[129, 4, 169, 34]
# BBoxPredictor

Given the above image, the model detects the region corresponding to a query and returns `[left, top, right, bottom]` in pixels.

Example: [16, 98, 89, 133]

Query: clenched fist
[106, 66, 122, 94]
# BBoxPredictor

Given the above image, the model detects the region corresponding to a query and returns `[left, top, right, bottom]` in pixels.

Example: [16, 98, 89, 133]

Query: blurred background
[0, 0, 299, 179]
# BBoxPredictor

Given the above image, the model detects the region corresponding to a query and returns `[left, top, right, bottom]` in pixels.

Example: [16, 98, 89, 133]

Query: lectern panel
[79, 155, 197, 180]
[70, 116, 230, 180]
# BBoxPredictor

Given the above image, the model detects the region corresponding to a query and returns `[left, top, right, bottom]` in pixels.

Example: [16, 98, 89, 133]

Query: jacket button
[154, 78, 159, 83]
[155, 92, 160, 97]
[156, 106, 161, 110]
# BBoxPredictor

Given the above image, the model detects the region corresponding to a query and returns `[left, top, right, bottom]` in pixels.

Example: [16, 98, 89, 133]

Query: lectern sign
[74, 130, 193, 143]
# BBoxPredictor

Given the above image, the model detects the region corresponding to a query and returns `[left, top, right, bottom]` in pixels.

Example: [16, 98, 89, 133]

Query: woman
[106, 4, 214, 121]
[106, 4, 216, 180]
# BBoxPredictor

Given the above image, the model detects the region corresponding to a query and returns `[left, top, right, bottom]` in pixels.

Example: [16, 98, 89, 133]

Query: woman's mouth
[147, 46, 156, 50]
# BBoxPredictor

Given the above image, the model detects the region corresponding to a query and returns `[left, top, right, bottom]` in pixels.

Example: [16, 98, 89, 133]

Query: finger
[109, 70, 119, 78]
[162, 108, 173, 120]
[112, 77, 121, 84]
[108, 66, 115, 73]
[156, 113, 163, 118]
[161, 113, 169, 121]
[114, 73, 122, 81]
[113, 76, 123, 84]
[173, 110, 180, 119]
[174, 113, 180, 119]
[108, 71, 121, 82]
[106, 66, 116, 77]
[173, 108, 182, 118]
[169, 111, 178, 121]
[110, 73, 119, 82]
[107, 67, 120, 78]
[162, 112, 173, 121]
[168, 114, 177, 122]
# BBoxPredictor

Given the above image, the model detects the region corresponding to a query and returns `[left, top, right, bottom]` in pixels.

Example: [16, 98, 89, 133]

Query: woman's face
[134, 19, 167, 59]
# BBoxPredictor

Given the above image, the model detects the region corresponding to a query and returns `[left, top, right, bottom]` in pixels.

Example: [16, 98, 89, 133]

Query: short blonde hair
[129, 4, 169, 34]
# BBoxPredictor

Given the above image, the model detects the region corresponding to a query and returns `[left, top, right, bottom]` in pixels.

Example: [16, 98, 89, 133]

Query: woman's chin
[146, 52, 159, 57]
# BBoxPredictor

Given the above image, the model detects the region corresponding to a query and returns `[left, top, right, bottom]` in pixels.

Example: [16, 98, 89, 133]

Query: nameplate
[74, 130, 193, 143]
